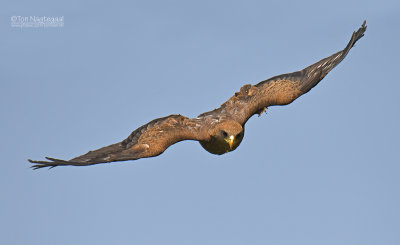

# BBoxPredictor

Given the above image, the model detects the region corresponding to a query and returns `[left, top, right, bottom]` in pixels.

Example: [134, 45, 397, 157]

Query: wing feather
[29, 114, 208, 169]
[203, 21, 366, 125]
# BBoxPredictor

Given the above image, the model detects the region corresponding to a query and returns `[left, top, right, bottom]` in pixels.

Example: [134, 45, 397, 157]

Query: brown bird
[29, 21, 367, 169]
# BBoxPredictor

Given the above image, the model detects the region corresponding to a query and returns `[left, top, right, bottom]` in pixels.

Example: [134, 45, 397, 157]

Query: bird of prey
[29, 21, 367, 169]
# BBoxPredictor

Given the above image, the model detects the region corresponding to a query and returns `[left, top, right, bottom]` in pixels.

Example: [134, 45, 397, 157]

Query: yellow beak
[226, 135, 235, 150]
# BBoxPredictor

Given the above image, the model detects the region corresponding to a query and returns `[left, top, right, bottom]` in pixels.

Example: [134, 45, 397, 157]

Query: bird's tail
[299, 20, 367, 93]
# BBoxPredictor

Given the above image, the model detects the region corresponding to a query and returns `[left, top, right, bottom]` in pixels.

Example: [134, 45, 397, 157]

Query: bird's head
[200, 120, 244, 155]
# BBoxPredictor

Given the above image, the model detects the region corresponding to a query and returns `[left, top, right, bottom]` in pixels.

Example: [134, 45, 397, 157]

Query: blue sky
[1, 0, 400, 244]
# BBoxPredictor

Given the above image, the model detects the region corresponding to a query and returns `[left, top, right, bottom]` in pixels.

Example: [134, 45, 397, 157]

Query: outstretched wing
[29, 115, 208, 169]
[200, 21, 367, 125]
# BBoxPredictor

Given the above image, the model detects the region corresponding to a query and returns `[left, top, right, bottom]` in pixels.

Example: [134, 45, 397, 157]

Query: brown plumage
[29, 21, 367, 169]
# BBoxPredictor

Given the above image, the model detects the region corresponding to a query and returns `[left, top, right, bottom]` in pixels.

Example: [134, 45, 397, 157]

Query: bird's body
[29, 21, 367, 169]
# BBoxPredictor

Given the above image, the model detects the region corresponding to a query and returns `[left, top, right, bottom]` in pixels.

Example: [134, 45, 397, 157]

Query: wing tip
[28, 157, 71, 170]
[348, 20, 367, 49]
[28, 158, 53, 170]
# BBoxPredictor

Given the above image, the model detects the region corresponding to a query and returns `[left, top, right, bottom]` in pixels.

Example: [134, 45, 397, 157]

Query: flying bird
[29, 21, 367, 169]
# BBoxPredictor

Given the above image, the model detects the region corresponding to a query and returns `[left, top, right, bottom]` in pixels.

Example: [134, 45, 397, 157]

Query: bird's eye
[222, 131, 228, 138]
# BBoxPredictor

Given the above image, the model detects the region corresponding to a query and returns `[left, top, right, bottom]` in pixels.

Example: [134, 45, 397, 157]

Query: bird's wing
[29, 114, 208, 169]
[200, 21, 367, 125]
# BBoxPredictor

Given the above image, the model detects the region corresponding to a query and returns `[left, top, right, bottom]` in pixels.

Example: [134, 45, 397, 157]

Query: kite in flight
[29, 21, 367, 169]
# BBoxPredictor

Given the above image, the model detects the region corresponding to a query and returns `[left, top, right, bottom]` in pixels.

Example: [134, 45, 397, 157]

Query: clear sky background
[1, 0, 399, 244]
